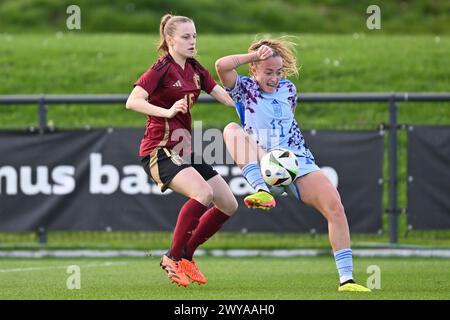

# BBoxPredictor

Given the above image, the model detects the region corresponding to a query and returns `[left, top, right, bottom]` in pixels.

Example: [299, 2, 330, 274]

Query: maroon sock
[170, 198, 208, 259]
[185, 207, 230, 259]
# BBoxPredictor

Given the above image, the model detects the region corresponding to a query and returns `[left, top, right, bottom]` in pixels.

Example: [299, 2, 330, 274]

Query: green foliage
[1, 0, 450, 34]
[0, 33, 448, 129]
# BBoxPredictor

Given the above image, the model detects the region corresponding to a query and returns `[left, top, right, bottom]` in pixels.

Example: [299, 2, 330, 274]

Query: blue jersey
[226, 75, 314, 160]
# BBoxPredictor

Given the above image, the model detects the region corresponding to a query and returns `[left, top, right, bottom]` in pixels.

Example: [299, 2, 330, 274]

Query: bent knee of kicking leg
[192, 185, 214, 206]
[223, 122, 242, 139]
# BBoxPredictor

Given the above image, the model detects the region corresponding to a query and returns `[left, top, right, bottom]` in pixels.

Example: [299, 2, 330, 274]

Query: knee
[225, 197, 239, 216]
[215, 195, 239, 216]
[192, 185, 214, 206]
[223, 122, 241, 139]
[326, 198, 346, 222]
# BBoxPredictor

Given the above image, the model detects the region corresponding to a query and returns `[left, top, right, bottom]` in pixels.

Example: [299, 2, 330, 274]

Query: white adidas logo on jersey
[172, 80, 182, 88]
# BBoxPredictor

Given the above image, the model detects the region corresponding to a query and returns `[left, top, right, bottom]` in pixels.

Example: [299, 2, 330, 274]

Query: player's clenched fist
[166, 98, 188, 118]
[255, 45, 274, 61]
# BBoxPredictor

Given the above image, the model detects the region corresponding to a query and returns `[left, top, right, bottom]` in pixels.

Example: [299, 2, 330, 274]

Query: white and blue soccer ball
[260, 149, 299, 187]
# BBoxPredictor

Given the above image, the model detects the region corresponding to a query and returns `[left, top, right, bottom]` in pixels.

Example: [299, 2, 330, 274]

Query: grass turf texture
[2, 227, 450, 250]
[0, 256, 449, 300]
[0, 34, 449, 129]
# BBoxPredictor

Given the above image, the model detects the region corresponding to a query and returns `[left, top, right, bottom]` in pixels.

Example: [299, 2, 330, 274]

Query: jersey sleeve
[225, 75, 247, 126]
[225, 75, 245, 104]
[199, 67, 217, 94]
[286, 81, 298, 113]
[134, 66, 159, 96]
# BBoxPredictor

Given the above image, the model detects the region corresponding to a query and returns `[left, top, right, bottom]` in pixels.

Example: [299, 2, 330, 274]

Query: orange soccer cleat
[160, 254, 190, 287]
[181, 258, 207, 284]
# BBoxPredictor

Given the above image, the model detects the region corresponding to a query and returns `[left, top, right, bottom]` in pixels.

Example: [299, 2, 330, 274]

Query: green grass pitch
[1, 256, 449, 300]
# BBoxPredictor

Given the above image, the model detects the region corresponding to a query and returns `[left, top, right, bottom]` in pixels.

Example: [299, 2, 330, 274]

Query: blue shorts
[269, 156, 320, 201]
[295, 156, 321, 179]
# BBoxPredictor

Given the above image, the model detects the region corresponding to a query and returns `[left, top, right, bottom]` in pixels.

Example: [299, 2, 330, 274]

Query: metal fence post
[38, 96, 47, 134]
[37, 227, 47, 246]
[388, 95, 398, 244]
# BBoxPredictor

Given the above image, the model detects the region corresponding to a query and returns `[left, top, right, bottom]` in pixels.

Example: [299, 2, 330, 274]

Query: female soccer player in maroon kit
[126, 14, 238, 287]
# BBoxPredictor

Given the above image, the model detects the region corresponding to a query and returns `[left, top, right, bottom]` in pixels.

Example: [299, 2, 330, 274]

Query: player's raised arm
[215, 45, 274, 88]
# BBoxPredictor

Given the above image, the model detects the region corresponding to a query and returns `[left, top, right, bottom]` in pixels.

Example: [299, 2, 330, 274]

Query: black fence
[1, 93, 450, 244]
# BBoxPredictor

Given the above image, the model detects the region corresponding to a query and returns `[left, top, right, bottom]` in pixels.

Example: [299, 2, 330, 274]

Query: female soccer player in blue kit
[215, 38, 370, 292]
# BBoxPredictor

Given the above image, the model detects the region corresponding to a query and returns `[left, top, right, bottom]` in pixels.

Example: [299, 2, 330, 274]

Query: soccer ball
[260, 149, 299, 186]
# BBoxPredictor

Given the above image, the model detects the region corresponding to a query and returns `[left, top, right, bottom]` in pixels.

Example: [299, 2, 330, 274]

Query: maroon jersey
[134, 54, 217, 156]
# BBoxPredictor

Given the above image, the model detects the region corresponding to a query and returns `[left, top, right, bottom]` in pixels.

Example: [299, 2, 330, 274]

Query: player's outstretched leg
[223, 122, 276, 210]
[182, 175, 238, 284]
[161, 167, 215, 286]
[296, 171, 371, 292]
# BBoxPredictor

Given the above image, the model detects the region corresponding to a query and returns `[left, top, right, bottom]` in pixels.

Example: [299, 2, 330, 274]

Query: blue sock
[334, 248, 354, 284]
[242, 161, 270, 193]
